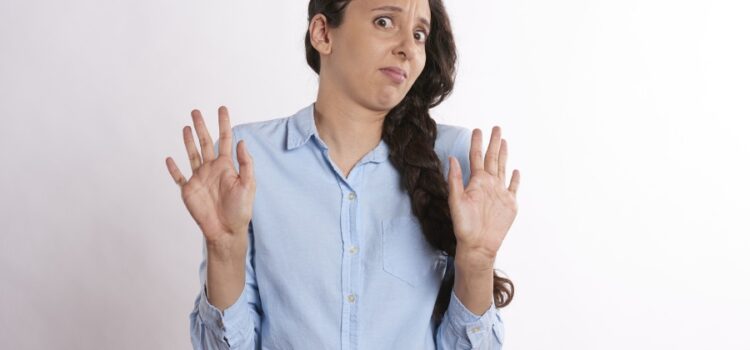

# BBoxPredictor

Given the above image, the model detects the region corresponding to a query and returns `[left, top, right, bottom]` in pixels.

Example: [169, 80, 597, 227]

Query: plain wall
[1, 0, 748, 349]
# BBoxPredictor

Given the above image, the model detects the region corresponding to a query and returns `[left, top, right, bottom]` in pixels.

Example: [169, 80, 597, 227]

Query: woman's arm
[435, 257, 504, 350]
[189, 222, 263, 350]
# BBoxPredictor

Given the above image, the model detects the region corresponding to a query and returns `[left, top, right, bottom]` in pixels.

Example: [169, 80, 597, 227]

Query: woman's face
[317, 0, 432, 110]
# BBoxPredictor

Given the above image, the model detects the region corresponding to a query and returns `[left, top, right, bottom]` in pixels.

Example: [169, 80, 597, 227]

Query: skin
[164, 0, 521, 316]
[450, 127, 520, 315]
[165, 107, 253, 310]
[308, 0, 430, 177]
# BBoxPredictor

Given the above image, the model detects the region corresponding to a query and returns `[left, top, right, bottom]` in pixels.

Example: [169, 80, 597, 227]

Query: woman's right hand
[165, 106, 256, 255]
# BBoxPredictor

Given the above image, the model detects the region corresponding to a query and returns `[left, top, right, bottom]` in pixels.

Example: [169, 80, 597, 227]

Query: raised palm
[165, 106, 255, 246]
[447, 126, 520, 263]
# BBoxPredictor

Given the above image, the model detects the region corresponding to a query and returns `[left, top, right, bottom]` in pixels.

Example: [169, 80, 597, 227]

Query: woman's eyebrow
[370, 5, 430, 27]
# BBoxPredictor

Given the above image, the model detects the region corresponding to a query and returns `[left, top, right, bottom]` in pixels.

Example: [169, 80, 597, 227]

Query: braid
[382, 96, 513, 324]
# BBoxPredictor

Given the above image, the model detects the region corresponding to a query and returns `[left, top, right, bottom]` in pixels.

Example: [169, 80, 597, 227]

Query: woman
[165, 0, 520, 348]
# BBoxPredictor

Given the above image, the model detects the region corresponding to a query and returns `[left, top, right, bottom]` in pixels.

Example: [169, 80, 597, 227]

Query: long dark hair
[304, 0, 514, 325]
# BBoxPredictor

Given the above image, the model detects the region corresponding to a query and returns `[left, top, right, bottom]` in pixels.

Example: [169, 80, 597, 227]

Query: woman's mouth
[380, 68, 406, 84]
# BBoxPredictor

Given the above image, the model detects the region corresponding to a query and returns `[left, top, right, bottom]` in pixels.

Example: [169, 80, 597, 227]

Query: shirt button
[348, 192, 356, 200]
[470, 326, 481, 333]
[347, 294, 357, 303]
[349, 246, 359, 255]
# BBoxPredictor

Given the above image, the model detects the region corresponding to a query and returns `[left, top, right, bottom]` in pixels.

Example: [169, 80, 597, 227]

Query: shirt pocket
[381, 215, 446, 287]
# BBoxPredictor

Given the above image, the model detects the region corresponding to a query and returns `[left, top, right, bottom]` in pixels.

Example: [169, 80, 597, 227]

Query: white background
[1, 0, 748, 349]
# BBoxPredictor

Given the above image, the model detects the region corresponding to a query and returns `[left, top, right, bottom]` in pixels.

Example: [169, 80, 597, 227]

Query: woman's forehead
[351, 0, 431, 22]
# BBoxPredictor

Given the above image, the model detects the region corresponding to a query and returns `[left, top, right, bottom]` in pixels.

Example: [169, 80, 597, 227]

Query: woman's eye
[375, 16, 393, 28]
[375, 16, 428, 43]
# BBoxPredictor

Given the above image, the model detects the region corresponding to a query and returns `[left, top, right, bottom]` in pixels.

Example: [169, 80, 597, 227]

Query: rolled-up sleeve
[189, 222, 263, 350]
[436, 288, 504, 349]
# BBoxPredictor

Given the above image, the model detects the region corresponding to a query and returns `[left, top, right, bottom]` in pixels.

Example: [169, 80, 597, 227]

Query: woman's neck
[313, 98, 385, 157]
[312, 94, 388, 178]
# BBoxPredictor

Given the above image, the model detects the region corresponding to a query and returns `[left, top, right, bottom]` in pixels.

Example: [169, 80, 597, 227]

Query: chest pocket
[381, 215, 447, 287]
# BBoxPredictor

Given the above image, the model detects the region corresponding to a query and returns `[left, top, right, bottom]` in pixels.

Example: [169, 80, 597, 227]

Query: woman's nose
[394, 31, 419, 60]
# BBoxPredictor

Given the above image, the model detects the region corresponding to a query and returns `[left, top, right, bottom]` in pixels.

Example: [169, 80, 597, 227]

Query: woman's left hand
[447, 126, 520, 266]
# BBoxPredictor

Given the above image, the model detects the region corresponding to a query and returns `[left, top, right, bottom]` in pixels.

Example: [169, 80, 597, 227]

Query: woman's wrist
[206, 234, 248, 262]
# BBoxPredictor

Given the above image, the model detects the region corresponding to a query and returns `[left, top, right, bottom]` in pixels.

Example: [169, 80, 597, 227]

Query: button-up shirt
[189, 102, 505, 349]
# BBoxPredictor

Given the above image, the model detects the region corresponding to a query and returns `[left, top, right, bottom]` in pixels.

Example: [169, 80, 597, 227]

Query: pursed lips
[380, 67, 407, 79]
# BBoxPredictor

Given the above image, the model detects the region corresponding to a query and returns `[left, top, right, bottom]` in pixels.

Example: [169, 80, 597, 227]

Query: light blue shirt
[189, 102, 504, 349]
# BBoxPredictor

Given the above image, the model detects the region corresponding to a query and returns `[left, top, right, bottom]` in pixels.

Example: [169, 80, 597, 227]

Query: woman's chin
[373, 90, 406, 109]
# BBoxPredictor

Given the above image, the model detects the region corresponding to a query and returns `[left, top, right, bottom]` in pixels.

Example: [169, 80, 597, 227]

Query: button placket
[466, 322, 488, 348]
[337, 181, 361, 350]
[333, 161, 368, 350]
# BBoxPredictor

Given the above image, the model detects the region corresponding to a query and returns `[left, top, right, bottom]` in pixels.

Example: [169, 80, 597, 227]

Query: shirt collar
[286, 102, 389, 164]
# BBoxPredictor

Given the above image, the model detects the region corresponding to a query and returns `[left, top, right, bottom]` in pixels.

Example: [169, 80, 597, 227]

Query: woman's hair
[304, 0, 514, 324]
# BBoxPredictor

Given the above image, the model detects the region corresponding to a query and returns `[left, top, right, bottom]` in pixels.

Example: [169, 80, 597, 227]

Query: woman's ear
[309, 13, 333, 55]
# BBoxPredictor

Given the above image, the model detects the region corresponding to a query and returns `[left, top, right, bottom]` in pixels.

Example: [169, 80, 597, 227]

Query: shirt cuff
[445, 288, 505, 348]
[197, 282, 253, 346]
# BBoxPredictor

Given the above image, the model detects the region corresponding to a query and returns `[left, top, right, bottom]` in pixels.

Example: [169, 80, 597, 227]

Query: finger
[237, 140, 255, 188]
[447, 156, 465, 202]
[508, 169, 520, 195]
[183, 126, 201, 173]
[165, 157, 188, 187]
[484, 126, 501, 176]
[498, 138, 508, 186]
[191, 109, 216, 162]
[218, 106, 232, 157]
[469, 129, 484, 174]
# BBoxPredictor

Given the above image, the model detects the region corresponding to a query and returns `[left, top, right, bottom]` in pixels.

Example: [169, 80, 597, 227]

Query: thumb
[447, 156, 464, 202]
[236, 140, 255, 188]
